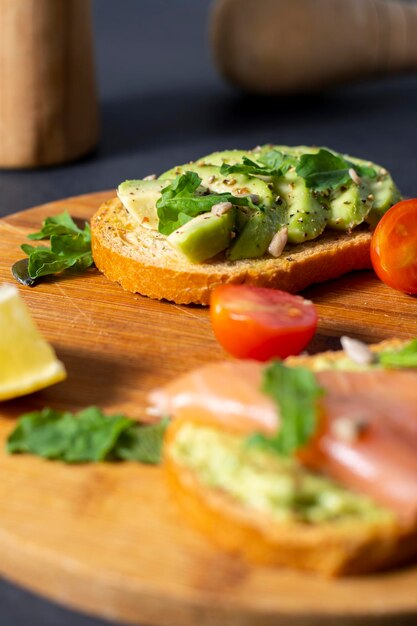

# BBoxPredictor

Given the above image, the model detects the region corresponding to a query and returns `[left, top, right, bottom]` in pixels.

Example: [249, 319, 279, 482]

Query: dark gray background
[1, 0, 417, 218]
[1, 0, 417, 624]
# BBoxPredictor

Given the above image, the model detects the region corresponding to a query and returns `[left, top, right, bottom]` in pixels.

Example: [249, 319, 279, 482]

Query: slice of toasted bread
[91, 198, 373, 305]
[161, 341, 417, 576]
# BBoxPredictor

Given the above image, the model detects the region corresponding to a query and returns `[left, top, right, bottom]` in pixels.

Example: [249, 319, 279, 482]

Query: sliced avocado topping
[117, 179, 169, 229]
[365, 174, 401, 228]
[155, 171, 258, 238]
[167, 208, 235, 263]
[198, 149, 254, 166]
[274, 169, 327, 244]
[335, 154, 400, 228]
[227, 206, 283, 260]
[326, 182, 372, 231]
[118, 146, 401, 263]
[160, 162, 274, 208]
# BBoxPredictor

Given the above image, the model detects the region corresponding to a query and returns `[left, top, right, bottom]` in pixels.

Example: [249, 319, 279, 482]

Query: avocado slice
[197, 149, 254, 166]
[334, 154, 401, 228]
[274, 169, 327, 244]
[167, 208, 236, 263]
[117, 179, 171, 229]
[365, 174, 401, 228]
[227, 206, 283, 260]
[327, 182, 372, 231]
[159, 163, 274, 207]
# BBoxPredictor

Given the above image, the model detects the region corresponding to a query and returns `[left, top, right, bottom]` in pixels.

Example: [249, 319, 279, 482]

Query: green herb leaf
[220, 150, 296, 178]
[16, 212, 94, 282]
[27, 211, 84, 240]
[379, 339, 417, 369]
[249, 362, 323, 456]
[353, 162, 378, 179]
[7, 407, 168, 464]
[220, 156, 272, 177]
[7, 407, 132, 462]
[296, 149, 377, 191]
[115, 418, 170, 464]
[156, 172, 257, 236]
[258, 148, 297, 174]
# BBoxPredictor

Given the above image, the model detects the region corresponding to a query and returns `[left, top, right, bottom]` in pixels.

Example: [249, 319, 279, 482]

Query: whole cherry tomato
[370, 199, 417, 294]
[210, 285, 318, 361]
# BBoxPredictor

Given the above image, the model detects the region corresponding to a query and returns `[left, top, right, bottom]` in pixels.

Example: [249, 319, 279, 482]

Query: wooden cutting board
[1, 191, 417, 626]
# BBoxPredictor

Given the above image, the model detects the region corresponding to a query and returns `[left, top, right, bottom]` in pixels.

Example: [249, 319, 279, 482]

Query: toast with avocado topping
[91, 146, 400, 304]
[152, 338, 417, 576]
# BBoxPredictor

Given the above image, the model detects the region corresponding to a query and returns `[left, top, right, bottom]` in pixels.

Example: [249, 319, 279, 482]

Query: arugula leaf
[379, 339, 417, 369]
[7, 407, 168, 465]
[116, 418, 170, 464]
[352, 162, 378, 179]
[22, 231, 93, 279]
[27, 211, 84, 240]
[258, 148, 297, 174]
[14, 211, 94, 285]
[296, 149, 377, 192]
[156, 172, 257, 236]
[248, 362, 323, 456]
[220, 157, 270, 177]
[220, 150, 296, 178]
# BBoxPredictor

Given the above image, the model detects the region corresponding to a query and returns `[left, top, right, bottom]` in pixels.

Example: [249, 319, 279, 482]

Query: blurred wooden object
[0, 0, 99, 168]
[211, 0, 417, 93]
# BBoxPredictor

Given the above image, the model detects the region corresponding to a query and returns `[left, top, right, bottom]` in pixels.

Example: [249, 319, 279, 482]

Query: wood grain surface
[0, 0, 98, 167]
[1, 192, 417, 626]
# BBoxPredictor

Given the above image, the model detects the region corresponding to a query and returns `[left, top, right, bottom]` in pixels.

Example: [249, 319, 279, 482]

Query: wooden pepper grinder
[0, 0, 99, 168]
[211, 0, 417, 93]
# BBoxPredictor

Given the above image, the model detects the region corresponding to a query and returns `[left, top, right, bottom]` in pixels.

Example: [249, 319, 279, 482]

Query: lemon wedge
[0, 284, 66, 401]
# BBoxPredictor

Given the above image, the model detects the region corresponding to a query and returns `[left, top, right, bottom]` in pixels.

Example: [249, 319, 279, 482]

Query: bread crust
[91, 198, 373, 305]
[162, 343, 417, 576]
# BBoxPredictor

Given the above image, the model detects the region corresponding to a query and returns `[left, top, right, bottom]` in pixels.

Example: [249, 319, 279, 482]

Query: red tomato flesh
[210, 285, 318, 361]
[370, 198, 417, 294]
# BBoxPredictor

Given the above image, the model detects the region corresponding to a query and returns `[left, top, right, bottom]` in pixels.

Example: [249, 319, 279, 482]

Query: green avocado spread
[171, 422, 392, 525]
[117, 145, 400, 263]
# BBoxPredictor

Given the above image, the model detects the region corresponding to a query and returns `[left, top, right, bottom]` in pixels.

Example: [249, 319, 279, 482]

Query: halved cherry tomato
[370, 199, 417, 294]
[210, 285, 318, 361]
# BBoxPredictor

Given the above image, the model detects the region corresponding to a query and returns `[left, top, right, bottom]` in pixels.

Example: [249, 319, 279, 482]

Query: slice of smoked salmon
[149, 361, 278, 435]
[150, 361, 417, 522]
[318, 368, 417, 443]
[304, 368, 417, 522]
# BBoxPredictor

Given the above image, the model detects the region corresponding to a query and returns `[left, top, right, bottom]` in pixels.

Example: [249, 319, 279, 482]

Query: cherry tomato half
[210, 285, 318, 361]
[370, 199, 417, 294]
